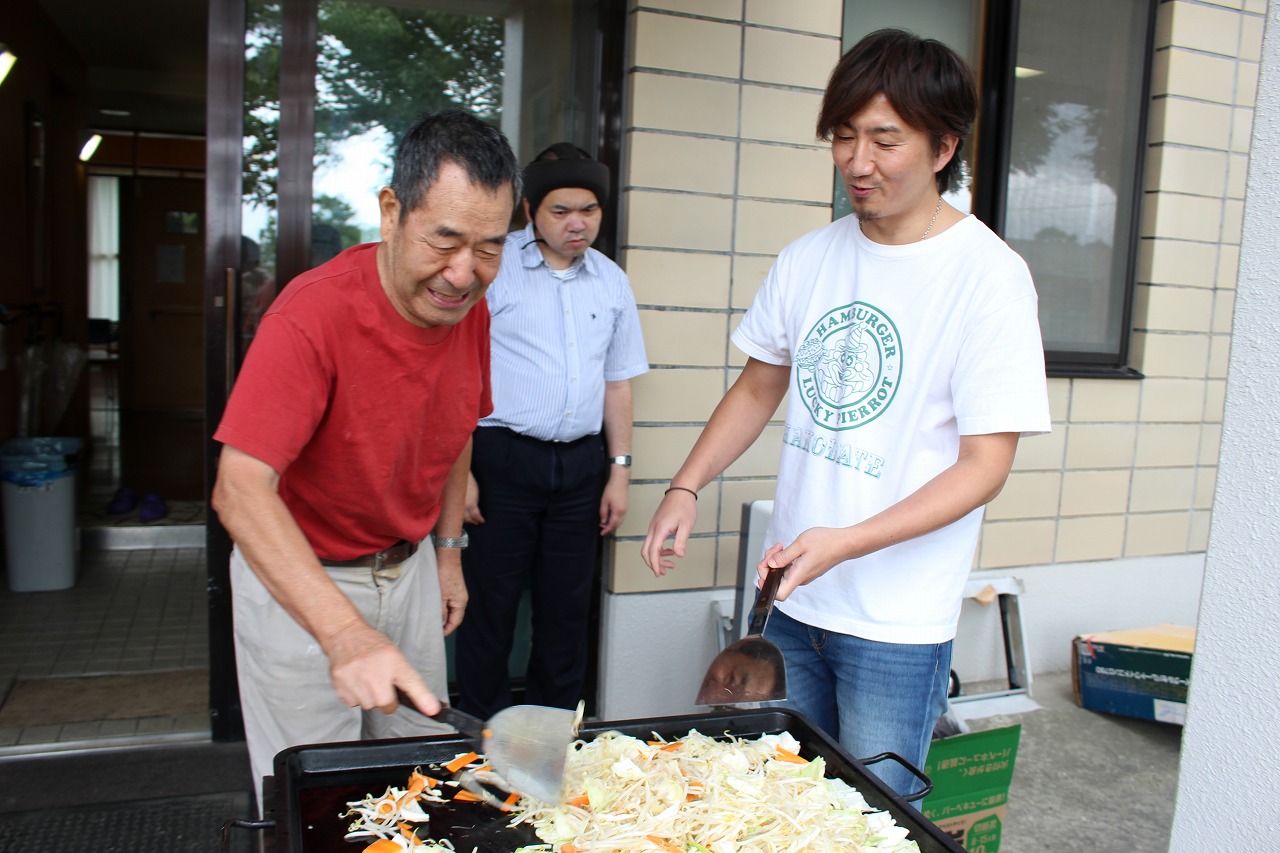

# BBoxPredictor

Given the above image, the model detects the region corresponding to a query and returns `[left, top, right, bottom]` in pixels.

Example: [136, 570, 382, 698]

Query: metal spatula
[431, 704, 574, 804]
[695, 562, 788, 706]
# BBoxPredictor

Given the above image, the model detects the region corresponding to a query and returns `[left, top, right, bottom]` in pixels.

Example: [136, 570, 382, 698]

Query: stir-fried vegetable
[507, 730, 920, 853]
[340, 733, 920, 853]
[342, 766, 455, 851]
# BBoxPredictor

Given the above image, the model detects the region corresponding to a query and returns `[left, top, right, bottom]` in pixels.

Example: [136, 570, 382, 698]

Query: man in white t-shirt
[642, 28, 1051, 796]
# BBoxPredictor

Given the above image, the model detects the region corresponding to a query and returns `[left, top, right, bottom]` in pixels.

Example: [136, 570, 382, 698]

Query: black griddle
[269, 707, 966, 853]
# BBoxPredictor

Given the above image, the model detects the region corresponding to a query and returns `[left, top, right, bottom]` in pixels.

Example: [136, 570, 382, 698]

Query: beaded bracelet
[664, 486, 698, 500]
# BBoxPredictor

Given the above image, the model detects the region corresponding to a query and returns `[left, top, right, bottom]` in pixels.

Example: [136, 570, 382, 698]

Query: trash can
[2, 436, 82, 592]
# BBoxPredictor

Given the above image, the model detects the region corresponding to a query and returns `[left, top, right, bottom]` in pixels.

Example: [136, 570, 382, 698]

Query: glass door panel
[309, 2, 509, 264]
[309, 0, 599, 257]
[208, 0, 615, 732]
[239, 0, 283, 364]
[236, 0, 602, 362]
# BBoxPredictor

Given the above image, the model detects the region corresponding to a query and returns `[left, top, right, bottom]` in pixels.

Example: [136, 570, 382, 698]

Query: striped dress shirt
[479, 223, 649, 442]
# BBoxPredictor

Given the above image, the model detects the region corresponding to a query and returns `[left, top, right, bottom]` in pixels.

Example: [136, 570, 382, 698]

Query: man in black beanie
[455, 143, 648, 717]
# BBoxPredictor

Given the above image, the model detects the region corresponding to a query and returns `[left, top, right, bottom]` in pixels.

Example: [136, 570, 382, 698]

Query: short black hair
[389, 109, 522, 222]
[817, 29, 977, 194]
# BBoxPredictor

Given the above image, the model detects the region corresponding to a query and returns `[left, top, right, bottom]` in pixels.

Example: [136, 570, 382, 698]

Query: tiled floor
[0, 357, 211, 756]
[0, 546, 211, 755]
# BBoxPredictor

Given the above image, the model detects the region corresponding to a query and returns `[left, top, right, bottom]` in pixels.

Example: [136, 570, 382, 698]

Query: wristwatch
[432, 533, 469, 549]
[610, 455, 632, 467]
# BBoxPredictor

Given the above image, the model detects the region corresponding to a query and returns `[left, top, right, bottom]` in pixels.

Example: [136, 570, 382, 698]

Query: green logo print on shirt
[793, 301, 902, 431]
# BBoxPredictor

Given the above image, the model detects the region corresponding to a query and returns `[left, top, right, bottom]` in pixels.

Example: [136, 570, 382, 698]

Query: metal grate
[0, 792, 254, 853]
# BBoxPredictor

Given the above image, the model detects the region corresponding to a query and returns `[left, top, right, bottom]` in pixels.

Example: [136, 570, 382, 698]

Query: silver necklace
[920, 196, 943, 240]
[857, 195, 944, 242]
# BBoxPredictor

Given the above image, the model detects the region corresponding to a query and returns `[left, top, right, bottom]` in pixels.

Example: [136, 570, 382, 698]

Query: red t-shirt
[214, 243, 492, 560]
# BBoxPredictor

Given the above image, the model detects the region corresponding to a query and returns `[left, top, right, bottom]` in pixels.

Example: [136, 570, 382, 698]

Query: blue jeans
[765, 608, 952, 799]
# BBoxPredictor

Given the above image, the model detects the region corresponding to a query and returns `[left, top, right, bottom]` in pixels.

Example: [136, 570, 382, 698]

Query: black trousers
[456, 426, 605, 717]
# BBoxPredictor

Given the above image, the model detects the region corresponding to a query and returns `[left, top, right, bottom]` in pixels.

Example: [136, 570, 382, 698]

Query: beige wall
[608, 0, 1262, 595]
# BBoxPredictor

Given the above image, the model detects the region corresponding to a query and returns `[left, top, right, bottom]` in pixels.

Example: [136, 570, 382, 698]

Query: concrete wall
[1170, 2, 1280, 847]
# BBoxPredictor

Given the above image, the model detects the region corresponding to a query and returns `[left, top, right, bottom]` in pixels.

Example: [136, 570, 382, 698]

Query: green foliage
[243, 1, 283, 209]
[242, 0, 504, 213]
[312, 194, 364, 249]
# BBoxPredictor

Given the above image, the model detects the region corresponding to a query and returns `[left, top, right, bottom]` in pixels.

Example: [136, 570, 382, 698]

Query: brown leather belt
[320, 539, 418, 570]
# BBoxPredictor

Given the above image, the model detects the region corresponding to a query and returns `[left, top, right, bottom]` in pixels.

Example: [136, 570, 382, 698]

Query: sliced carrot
[561, 845, 582, 853]
[567, 794, 591, 808]
[659, 741, 684, 752]
[406, 769, 432, 795]
[444, 751, 480, 773]
[363, 840, 402, 853]
[452, 789, 485, 802]
[504, 791, 521, 806]
[774, 745, 809, 764]
[646, 835, 684, 852]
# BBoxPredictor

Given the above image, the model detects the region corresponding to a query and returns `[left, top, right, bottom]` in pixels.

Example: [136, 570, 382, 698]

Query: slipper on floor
[106, 486, 138, 514]
[138, 493, 169, 523]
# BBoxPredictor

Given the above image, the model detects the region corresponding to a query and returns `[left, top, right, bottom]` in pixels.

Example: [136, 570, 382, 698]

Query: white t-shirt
[732, 214, 1051, 644]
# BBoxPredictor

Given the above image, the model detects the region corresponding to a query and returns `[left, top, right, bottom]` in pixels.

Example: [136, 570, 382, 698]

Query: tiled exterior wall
[609, 0, 1265, 594]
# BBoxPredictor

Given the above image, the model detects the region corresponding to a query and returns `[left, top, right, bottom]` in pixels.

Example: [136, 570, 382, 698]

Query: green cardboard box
[921, 724, 1020, 853]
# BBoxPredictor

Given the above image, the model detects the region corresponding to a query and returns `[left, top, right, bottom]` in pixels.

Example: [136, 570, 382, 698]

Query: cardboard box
[1071, 624, 1195, 725]
[922, 724, 1020, 853]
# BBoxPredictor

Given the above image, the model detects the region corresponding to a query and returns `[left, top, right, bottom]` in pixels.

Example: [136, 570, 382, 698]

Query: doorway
[205, 0, 624, 737]
[117, 175, 206, 502]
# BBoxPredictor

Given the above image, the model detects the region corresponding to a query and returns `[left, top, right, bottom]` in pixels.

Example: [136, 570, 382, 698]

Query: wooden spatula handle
[746, 562, 788, 637]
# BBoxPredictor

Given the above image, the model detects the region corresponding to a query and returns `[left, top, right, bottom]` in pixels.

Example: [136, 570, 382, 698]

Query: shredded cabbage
[339, 732, 922, 853]
[341, 767, 456, 851]
[506, 730, 921, 853]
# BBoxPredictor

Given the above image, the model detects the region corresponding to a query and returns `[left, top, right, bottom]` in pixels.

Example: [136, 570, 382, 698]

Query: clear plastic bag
[15, 340, 87, 437]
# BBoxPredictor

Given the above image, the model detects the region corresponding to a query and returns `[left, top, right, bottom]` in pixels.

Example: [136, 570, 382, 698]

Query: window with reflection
[239, 0, 605, 355]
[839, 0, 1155, 373]
[233, 0, 611, 694]
[1003, 0, 1151, 365]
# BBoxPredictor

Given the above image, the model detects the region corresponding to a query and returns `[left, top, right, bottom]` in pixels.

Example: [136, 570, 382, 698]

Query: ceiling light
[79, 134, 103, 162]
[1015, 66, 1045, 79]
[0, 46, 16, 87]
[99, 108, 132, 117]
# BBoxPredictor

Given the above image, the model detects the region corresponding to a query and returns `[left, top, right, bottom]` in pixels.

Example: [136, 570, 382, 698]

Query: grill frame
[270, 707, 967, 853]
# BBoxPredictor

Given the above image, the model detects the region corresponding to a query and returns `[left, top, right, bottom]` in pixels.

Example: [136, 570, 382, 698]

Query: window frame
[971, 0, 1157, 378]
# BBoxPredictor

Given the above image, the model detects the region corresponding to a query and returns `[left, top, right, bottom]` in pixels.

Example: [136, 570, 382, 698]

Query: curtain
[87, 175, 119, 321]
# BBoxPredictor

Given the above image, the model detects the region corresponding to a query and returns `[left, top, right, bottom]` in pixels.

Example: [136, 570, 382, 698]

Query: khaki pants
[231, 540, 451, 811]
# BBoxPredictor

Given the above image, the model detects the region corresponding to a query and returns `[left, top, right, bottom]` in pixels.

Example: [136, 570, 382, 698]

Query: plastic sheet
[15, 340, 87, 438]
[0, 436, 82, 486]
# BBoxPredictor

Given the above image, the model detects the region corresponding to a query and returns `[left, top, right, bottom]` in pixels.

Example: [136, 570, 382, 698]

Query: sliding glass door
[204, 0, 621, 739]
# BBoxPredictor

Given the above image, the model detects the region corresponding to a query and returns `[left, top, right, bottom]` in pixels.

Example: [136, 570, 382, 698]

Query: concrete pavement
[962, 669, 1183, 853]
